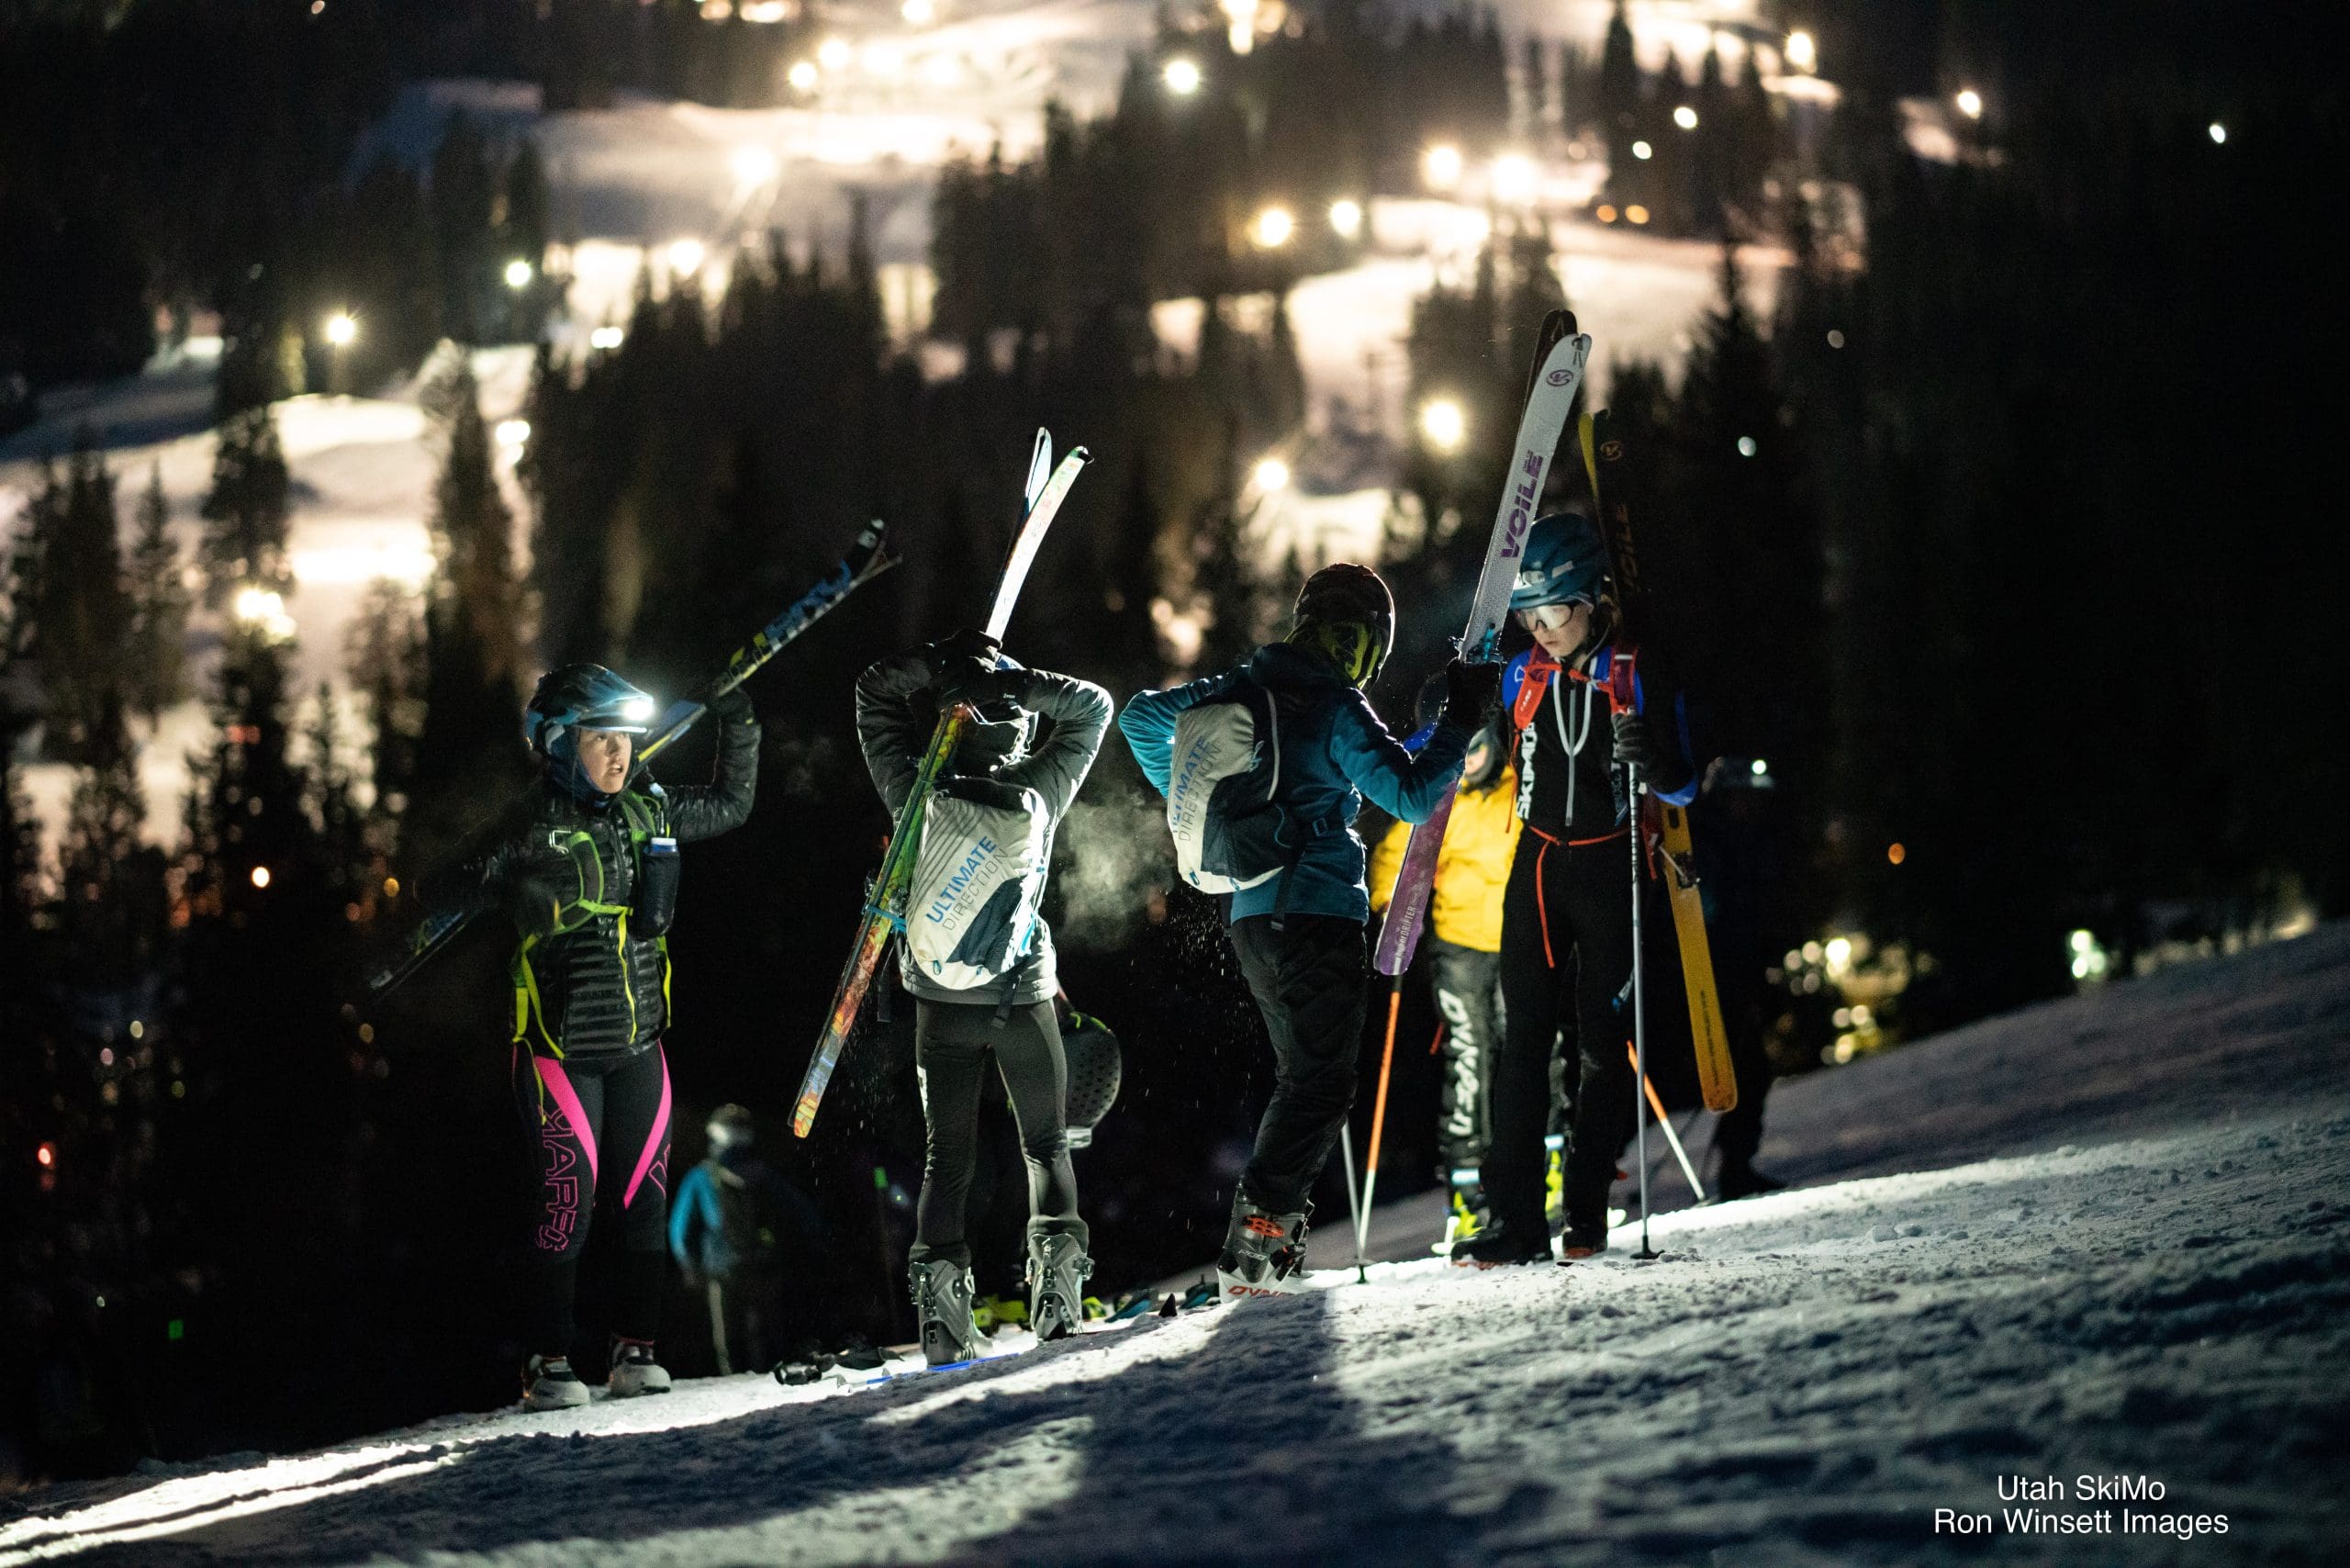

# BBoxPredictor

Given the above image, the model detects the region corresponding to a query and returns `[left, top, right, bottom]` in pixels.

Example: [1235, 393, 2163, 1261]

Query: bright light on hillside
[1163, 58, 1202, 95]
[1251, 457, 1291, 492]
[667, 239, 706, 275]
[787, 60, 819, 92]
[1423, 143, 1463, 191]
[1785, 30, 1816, 73]
[1955, 88, 1984, 119]
[323, 312, 357, 347]
[817, 36, 851, 71]
[503, 259, 533, 289]
[731, 146, 778, 185]
[1673, 105, 1699, 130]
[1419, 398, 1466, 453]
[1491, 153, 1537, 202]
[902, 0, 935, 21]
[1251, 206, 1294, 248]
[1327, 198, 1363, 239]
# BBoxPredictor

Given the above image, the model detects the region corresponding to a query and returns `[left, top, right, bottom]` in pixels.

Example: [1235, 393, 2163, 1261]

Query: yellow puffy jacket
[1368, 767, 1522, 954]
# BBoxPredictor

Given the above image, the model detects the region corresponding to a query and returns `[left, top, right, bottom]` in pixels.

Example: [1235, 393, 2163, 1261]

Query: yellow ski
[1654, 803, 1736, 1114]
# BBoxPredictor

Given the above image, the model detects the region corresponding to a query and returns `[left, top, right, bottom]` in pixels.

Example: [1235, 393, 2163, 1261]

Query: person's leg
[1230, 915, 1367, 1216]
[707, 1275, 734, 1376]
[1558, 851, 1639, 1238]
[1714, 1010, 1781, 1195]
[512, 1047, 606, 1357]
[993, 999, 1090, 1337]
[1486, 842, 1569, 1234]
[1429, 940, 1499, 1173]
[910, 1000, 990, 1269]
[602, 1044, 675, 1346]
[991, 1001, 1084, 1244]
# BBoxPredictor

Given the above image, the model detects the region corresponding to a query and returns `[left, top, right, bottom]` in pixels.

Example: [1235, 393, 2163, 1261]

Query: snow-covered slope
[6, 925, 2344, 1565]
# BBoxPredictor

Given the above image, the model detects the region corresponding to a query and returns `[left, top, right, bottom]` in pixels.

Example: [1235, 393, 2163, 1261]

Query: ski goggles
[1514, 600, 1590, 633]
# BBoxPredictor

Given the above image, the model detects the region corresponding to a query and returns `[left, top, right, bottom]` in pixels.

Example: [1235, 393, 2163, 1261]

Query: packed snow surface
[6, 924, 2344, 1565]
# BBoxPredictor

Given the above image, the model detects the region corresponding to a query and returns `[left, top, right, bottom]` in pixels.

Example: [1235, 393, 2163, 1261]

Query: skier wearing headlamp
[425, 661, 760, 1407]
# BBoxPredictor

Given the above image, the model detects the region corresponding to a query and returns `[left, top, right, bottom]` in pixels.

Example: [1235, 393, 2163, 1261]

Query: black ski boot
[1716, 1160, 1787, 1202]
[1450, 1213, 1551, 1269]
[910, 1258, 992, 1367]
[1216, 1198, 1310, 1300]
[1026, 1228, 1092, 1343]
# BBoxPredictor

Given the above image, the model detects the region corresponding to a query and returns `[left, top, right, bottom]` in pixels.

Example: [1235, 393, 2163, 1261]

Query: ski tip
[1067, 445, 1092, 465]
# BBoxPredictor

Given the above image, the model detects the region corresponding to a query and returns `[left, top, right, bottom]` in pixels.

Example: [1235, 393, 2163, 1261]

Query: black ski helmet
[1291, 563, 1395, 688]
[524, 663, 656, 754]
[1061, 1010, 1123, 1134]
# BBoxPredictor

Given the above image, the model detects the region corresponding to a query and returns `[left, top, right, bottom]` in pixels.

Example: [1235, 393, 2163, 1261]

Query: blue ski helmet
[1509, 512, 1609, 611]
[526, 663, 656, 798]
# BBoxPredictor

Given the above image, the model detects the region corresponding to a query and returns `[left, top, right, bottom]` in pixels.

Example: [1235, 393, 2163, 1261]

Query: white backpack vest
[1166, 678, 1288, 894]
[905, 782, 1051, 990]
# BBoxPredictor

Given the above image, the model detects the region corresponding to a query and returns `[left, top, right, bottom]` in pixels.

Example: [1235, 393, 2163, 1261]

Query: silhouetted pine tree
[24, 435, 131, 761]
[407, 362, 526, 867]
[126, 465, 191, 727]
[344, 578, 427, 844]
[199, 406, 293, 608]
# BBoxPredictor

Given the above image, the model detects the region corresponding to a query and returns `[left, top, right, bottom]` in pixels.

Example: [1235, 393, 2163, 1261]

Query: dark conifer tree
[57, 696, 162, 988]
[126, 465, 192, 728]
[200, 406, 294, 608]
[346, 579, 428, 842]
[1596, 0, 1641, 192]
[406, 363, 526, 866]
[25, 436, 131, 761]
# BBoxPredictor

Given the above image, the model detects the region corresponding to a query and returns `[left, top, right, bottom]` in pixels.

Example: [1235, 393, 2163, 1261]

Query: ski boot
[1557, 1200, 1612, 1263]
[1450, 1213, 1552, 1269]
[521, 1352, 590, 1411]
[1216, 1199, 1310, 1299]
[1026, 1229, 1093, 1343]
[607, 1336, 672, 1397]
[1717, 1160, 1788, 1202]
[910, 1258, 992, 1367]
[1436, 1164, 1485, 1255]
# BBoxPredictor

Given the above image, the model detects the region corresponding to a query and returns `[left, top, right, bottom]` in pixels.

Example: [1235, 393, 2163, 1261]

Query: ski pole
[1338, 1124, 1367, 1282]
[1628, 765, 1653, 1259]
[1625, 1043, 1706, 1202]
[1355, 973, 1404, 1272]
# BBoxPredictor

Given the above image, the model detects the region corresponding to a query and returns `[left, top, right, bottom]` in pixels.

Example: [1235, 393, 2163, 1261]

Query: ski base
[1656, 803, 1737, 1114]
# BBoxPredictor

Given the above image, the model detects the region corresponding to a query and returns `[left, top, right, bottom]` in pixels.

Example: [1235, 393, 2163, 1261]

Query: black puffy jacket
[437, 715, 759, 1059]
[855, 649, 1111, 1008]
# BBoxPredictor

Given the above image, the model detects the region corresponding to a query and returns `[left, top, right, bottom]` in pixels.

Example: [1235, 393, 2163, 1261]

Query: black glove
[1440, 657, 1502, 730]
[924, 628, 1001, 678]
[706, 686, 755, 723]
[1610, 710, 1662, 775]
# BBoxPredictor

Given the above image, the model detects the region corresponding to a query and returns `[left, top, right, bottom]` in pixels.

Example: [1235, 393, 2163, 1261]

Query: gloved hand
[924, 628, 1001, 681]
[707, 686, 755, 723]
[1441, 657, 1502, 730]
[1610, 710, 1662, 775]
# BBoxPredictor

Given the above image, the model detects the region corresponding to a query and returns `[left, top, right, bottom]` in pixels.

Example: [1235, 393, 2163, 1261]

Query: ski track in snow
[5, 925, 2346, 1565]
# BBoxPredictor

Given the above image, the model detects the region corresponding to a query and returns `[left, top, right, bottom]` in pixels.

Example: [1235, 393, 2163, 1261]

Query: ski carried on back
[1374, 310, 1592, 978]
[1580, 409, 1736, 1114]
[792, 434, 1089, 1138]
[366, 520, 896, 999]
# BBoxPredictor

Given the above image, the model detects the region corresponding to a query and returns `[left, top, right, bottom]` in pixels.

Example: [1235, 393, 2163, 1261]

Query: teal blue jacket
[1122, 643, 1471, 924]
